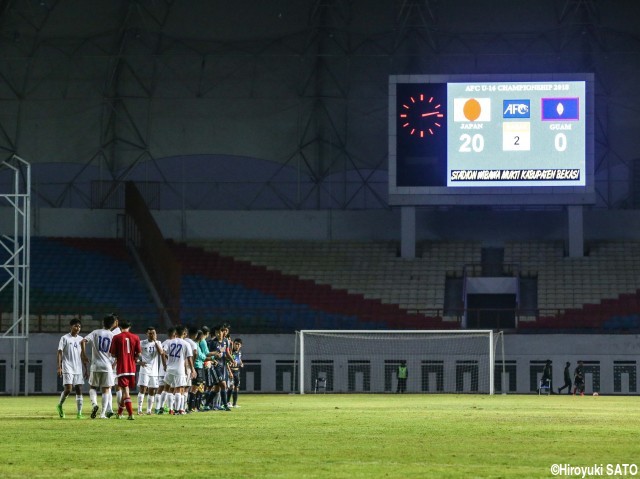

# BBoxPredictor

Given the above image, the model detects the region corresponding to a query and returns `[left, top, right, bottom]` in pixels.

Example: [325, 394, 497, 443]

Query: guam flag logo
[541, 98, 579, 121]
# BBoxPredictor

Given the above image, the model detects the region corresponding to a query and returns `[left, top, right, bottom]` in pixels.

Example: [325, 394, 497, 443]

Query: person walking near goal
[396, 361, 408, 393]
[558, 362, 572, 395]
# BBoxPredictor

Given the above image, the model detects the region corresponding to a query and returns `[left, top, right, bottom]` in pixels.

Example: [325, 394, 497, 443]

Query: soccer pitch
[0, 394, 638, 479]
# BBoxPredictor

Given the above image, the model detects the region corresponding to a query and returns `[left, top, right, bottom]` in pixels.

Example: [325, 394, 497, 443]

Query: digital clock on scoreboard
[389, 74, 594, 206]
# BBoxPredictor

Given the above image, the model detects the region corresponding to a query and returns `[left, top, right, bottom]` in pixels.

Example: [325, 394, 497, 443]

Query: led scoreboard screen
[388, 74, 594, 206]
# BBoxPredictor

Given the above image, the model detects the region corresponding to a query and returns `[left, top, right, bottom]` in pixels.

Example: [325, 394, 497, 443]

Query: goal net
[295, 330, 504, 394]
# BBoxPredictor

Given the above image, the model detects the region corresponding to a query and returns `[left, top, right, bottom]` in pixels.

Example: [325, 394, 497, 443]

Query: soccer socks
[58, 391, 67, 405]
[76, 395, 83, 414]
[106, 389, 114, 413]
[101, 393, 110, 416]
[220, 389, 228, 407]
[89, 388, 98, 407]
[117, 398, 133, 417]
[147, 394, 155, 413]
[164, 393, 174, 411]
[116, 389, 123, 406]
[232, 390, 238, 406]
[155, 393, 163, 411]
[137, 393, 145, 412]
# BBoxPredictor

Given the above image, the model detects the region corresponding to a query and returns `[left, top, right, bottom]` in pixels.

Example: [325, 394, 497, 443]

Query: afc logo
[503, 99, 530, 118]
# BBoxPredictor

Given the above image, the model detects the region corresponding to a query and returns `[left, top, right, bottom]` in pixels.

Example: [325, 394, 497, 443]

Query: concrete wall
[2, 333, 638, 395]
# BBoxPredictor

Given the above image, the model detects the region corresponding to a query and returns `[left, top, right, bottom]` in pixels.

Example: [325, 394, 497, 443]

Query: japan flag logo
[453, 98, 491, 122]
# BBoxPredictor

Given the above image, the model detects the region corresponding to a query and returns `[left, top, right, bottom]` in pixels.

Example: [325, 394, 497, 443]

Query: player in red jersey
[109, 319, 142, 420]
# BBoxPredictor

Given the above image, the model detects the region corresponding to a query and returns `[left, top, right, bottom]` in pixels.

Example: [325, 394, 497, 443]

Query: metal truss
[0, 1, 639, 211]
[0, 154, 30, 395]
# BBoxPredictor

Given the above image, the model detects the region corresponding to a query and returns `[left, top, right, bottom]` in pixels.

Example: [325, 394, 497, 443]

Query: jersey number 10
[97, 336, 111, 353]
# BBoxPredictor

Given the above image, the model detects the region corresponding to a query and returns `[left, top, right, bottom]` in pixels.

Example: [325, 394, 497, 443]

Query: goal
[294, 330, 505, 394]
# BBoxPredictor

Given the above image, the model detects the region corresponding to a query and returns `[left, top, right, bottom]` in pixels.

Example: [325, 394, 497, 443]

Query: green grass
[0, 394, 638, 478]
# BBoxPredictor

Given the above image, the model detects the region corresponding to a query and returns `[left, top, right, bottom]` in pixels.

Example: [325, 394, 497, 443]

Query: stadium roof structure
[0, 0, 639, 210]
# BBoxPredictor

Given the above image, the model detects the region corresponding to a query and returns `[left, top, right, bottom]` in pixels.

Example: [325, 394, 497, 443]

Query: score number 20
[458, 133, 568, 152]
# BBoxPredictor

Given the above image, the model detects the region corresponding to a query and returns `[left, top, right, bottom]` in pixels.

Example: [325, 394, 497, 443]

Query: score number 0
[458, 133, 568, 152]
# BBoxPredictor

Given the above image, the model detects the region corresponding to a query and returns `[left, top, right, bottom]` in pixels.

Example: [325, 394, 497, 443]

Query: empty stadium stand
[172, 240, 451, 332]
[506, 240, 640, 331]
[0, 237, 157, 332]
[3, 237, 640, 333]
[186, 239, 480, 315]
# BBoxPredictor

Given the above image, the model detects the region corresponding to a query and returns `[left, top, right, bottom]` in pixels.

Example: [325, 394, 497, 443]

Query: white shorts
[138, 370, 160, 389]
[163, 372, 187, 389]
[62, 373, 84, 387]
[183, 369, 193, 387]
[89, 371, 114, 388]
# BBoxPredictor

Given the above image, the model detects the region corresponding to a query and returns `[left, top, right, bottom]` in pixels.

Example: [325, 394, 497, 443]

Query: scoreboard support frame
[399, 205, 585, 259]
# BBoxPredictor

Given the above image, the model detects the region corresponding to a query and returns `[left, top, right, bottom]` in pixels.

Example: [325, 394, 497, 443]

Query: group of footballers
[55, 314, 244, 420]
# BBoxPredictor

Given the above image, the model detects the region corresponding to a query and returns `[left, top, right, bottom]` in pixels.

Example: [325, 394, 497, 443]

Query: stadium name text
[450, 169, 580, 182]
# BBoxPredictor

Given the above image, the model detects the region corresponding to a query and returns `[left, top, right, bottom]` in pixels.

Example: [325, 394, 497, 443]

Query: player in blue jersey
[198, 326, 214, 410]
[201, 325, 225, 410]
[209, 325, 231, 411]
[187, 327, 207, 412]
[221, 323, 235, 408]
[229, 338, 243, 407]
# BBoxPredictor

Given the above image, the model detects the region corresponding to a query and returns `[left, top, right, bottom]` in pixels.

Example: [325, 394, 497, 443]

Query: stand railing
[124, 181, 181, 323]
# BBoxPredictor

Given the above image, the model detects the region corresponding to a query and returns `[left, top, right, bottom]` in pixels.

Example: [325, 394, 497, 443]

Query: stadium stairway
[170, 241, 451, 332]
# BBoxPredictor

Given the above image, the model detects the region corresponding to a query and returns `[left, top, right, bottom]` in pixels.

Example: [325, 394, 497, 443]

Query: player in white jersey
[56, 318, 86, 419]
[81, 314, 117, 419]
[137, 326, 165, 415]
[155, 327, 176, 414]
[109, 315, 123, 409]
[183, 327, 199, 413]
[162, 325, 195, 415]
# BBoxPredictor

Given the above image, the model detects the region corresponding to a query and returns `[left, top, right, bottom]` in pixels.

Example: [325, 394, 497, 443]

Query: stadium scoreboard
[388, 74, 594, 206]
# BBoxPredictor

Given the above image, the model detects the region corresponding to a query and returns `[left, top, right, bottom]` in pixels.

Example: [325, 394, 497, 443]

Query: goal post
[295, 330, 504, 395]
